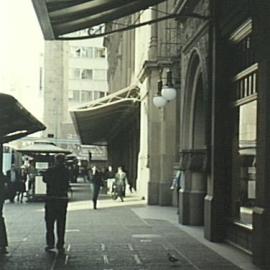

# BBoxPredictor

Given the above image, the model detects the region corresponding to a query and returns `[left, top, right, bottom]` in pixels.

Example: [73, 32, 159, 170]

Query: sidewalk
[0, 183, 260, 270]
[132, 206, 260, 270]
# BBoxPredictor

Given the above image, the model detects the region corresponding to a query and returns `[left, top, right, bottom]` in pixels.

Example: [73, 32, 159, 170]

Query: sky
[0, 0, 44, 120]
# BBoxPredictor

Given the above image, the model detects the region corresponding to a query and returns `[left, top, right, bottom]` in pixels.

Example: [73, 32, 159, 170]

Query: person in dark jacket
[6, 164, 20, 203]
[89, 166, 103, 210]
[43, 154, 70, 254]
[0, 172, 8, 254]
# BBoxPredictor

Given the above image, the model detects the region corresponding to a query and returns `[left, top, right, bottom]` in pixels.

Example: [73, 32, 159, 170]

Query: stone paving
[0, 183, 251, 270]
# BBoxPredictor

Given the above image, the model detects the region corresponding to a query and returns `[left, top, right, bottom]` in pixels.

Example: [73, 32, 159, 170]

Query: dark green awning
[32, 0, 167, 40]
[0, 93, 46, 143]
[70, 85, 140, 145]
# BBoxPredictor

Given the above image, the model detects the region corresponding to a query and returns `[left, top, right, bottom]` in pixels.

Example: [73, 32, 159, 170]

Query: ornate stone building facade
[105, 0, 270, 268]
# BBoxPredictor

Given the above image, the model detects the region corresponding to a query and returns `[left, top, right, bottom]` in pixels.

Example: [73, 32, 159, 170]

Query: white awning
[70, 85, 140, 145]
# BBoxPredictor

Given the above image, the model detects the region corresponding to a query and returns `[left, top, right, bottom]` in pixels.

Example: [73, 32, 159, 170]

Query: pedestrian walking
[6, 164, 20, 203]
[123, 167, 133, 194]
[16, 166, 27, 203]
[43, 154, 70, 254]
[105, 165, 115, 194]
[89, 166, 103, 209]
[73, 163, 79, 183]
[26, 160, 37, 197]
[0, 172, 8, 254]
[114, 166, 127, 202]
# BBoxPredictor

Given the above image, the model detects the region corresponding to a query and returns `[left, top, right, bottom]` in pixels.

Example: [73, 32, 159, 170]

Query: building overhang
[31, 0, 167, 40]
[0, 93, 46, 144]
[70, 85, 140, 145]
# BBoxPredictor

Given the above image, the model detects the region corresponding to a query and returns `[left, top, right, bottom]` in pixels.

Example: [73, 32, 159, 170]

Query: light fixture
[153, 80, 167, 108]
[161, 70, 177, 101]
[153, 69, 177, 108]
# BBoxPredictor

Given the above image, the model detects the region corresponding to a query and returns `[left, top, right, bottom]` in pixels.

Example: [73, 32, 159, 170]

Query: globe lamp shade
[153, 95, 167, 108]
[161, 85, 177, 101]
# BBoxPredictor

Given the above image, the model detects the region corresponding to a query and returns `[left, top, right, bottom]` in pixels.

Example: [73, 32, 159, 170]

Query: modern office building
[42, 34, 108, 154]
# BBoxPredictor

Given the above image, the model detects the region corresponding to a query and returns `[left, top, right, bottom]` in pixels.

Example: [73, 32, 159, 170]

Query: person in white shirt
[114, 166, 127, 202]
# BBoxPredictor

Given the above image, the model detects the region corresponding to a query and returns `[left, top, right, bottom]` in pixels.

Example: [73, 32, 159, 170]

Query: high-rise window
[69, 90, 106, 103]
[81, 69, 93, 79]
[81, 47, 93, 58]
[81, 90, 92, 102]
[95, 48, 106, 58]
[72, 91, 80, 102]
[69, 68, 93, 80]
[94, 69, 106, 80]
[70, 46, 105, 58]
[69, 68, 81, 79]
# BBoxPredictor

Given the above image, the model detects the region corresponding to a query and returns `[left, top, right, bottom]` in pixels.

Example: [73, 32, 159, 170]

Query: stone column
[147, 69, 162, 205]
[204, 0, 232, 241]
[179, 150, 207, 225]
[147, 8, 160, 205]
[252, 1, 270, 268]
[159, 99, 176, 206]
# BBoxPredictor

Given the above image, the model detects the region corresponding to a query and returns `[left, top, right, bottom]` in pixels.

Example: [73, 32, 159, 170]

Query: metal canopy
[0, 93, 46, 143]
[70, 85, 140, 145]
[32, 0, 167, 40]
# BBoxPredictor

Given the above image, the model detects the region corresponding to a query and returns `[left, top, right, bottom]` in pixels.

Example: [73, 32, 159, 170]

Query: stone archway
[179, 51, 207, 225]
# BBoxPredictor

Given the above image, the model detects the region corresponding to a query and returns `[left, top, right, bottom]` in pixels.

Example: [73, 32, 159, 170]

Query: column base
[204, 195, 225, 242]
[179, 190, 205, 225]
[159, 182, 172, 206]
[253, 207, 270, 269]
[147, 182, 159, 205]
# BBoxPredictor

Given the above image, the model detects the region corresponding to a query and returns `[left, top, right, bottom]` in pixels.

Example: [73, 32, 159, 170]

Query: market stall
[16, 141, 70, 201]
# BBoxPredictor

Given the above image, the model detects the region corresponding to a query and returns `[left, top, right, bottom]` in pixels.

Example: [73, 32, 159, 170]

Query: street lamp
[153, 80, 167, 108]
[161, 70, 177, 101]
[153, 70, 177, 108]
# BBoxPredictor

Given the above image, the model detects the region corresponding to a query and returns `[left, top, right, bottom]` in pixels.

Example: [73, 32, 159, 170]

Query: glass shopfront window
[233, 100, 257, 227]
[230, 22, 257, 228]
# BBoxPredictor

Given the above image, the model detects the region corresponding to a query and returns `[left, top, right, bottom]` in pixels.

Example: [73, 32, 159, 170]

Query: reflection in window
[95, 47, 106, 58]
[81, 69, 93, 79]
[70, 46, 106, 58]
[70, 46, 94, 58]
[235, 100, 257, 227]
[69, 68, 93, 80]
